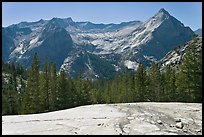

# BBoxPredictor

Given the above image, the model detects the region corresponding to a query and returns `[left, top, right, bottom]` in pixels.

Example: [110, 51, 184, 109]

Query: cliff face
[2, 103, 202, 135]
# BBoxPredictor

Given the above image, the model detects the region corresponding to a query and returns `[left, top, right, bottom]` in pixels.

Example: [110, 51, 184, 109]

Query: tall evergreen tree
[18, 75, 25, 114]
[162, 65, 176, 101]
[148, 63, 162, 101]
[50, 64, 58, 111]
[126, 74, 135, 103]
[22, 52, 41, 114]
[40, 61, 51, 111]
[5, 76, 18, 114]
[135, 63, 147, 101]
[66, 76, 78, 108]
[176, 42, 202, 102]
[57, 70, 73, 109]
[80, 80, 92, 105]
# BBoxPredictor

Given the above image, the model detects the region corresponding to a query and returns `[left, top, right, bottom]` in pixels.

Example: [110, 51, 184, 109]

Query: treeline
[2, 40, 202, 115]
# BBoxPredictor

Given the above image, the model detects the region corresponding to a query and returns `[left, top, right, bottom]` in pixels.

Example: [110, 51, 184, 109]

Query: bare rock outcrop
[2, 102, 202, 135]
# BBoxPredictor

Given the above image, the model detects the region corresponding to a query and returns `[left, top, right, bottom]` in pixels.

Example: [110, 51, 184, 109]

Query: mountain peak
[50, 17, 73, 22]
[36, 19, 45, 23]
[151, 8, 171, 21]
[64, 17, 73, 22]
[158, 8, 170, 15]
[51, 17, 60, 21]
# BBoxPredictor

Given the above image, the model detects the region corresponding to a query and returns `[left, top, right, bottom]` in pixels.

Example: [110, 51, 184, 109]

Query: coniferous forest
[2, 40, 202, 115]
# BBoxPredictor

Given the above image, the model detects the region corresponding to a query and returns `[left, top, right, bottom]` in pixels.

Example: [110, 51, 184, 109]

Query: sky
[2, 2, 202, 31]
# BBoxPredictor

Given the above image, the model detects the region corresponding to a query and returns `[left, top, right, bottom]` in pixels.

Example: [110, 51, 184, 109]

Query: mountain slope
[158, 36, 202, 70]
[2, 8, 195, 79]
[194, 28, 202, 36]
[139, 8, 194, 59]
[70, 8, 194, 70]
[2, 28, 16, 61]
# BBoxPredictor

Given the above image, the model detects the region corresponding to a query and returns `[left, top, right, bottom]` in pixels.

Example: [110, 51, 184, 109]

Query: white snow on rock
[70, 9, 168, 55]
[29, 36, 39, 45]
[124, 60, 139, 70]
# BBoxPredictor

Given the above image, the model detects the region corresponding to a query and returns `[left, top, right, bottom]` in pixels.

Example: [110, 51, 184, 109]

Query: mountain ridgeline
[2, 8, 195, 79]
[194, 28, 202, 36]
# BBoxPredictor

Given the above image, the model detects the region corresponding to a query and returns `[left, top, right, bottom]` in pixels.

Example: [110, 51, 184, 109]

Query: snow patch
[29, 37, 39, 45]
[124, 60, 139, 70]
[164, 53, 181, 66]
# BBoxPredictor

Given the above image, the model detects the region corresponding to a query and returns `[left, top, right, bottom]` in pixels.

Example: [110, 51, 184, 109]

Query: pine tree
[120, 73, 128, 103]
[18, 75, 25, 114]
[147, 63, 162, 101]
[57, 70, 70, 109]
[162, 65, 176, 101]
[40, 61, 51, 111]
[80, 80, 92, 105]
[6, 76, 18, 114]
[120, 71, 134, 103]
[103, 81, 112, 103]
[126, 74, 135, 103]
[22, 52, 41, 114]
[176, 42, 202, 102]
[74, 72, 92, 106]
[135, 63, 147, 102]
[74, 72, 82, 105]
[66, 76, 78, 108]
[50, 64, 58, 111]
[110, 74, 121, 103]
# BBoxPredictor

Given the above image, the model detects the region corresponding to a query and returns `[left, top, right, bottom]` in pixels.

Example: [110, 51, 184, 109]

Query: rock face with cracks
[2, 102, 202, 135]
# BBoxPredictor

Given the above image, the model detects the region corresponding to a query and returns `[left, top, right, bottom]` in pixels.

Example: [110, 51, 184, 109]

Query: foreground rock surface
[2, 102, 202, 135]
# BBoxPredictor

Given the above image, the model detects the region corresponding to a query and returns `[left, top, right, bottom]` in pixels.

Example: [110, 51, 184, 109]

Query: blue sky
[2, 2, 202, 31]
